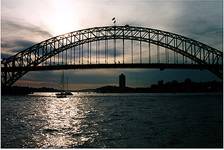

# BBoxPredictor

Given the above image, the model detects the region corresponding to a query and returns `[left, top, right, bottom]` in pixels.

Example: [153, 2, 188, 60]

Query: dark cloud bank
[1, 19, 53, 58]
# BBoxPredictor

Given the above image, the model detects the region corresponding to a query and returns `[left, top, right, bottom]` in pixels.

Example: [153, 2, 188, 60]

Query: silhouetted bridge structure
[1, 25, 223, 87]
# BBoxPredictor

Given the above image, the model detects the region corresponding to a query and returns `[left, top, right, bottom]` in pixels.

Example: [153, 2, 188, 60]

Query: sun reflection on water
[30, 94, 97, 148]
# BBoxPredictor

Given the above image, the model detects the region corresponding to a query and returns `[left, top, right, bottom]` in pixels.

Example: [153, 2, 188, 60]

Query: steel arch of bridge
[1, 25, 223, 87]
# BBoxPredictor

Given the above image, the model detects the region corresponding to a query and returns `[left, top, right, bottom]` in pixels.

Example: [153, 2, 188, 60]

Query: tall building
[119, 73, 126, 88]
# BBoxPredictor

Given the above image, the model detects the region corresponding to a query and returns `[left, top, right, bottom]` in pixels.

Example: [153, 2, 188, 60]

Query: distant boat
[56, 70, 70, 98]
[64, 91, 73, 95]
[56, 91, 67, 98]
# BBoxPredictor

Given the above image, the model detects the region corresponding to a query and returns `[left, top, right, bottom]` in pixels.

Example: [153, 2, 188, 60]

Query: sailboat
[56, 91, 67, 98]
[56, 70, 73, 98]
[56, 70, 67, 98]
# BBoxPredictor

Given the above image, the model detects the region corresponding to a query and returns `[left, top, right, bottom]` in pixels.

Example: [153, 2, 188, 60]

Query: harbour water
[1, 93, 223, 148]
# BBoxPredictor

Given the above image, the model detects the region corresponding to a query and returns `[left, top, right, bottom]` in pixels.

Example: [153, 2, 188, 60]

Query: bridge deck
[2, 63, 222, 72]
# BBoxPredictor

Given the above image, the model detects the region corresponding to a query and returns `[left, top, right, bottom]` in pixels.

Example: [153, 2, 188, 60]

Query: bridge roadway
[2, 63, 222, 72]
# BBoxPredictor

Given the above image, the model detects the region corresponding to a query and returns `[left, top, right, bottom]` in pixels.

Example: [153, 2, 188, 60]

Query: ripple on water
[1, 93, 223, 148]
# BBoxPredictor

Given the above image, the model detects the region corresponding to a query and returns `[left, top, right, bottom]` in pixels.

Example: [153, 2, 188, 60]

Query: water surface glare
[1, 93, 223, 148]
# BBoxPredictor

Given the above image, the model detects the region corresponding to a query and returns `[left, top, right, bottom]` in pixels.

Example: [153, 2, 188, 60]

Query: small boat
[64, 91, 73, 95]
[56, 71, 73, 98]
[56, 91, 67, 98]
[56, 70, 67, 98]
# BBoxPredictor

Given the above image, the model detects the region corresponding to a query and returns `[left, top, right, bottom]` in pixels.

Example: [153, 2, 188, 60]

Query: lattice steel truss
[1, 25, 223, 87]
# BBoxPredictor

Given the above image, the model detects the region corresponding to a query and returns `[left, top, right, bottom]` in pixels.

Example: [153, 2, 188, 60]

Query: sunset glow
[45, 0, 81, 35]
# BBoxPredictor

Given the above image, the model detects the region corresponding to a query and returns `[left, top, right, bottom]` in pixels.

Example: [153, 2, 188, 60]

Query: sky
[1, 0, 223, 89]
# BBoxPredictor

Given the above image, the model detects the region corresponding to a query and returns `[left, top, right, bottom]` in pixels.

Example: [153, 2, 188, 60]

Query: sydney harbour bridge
[1, 25, 223, 87]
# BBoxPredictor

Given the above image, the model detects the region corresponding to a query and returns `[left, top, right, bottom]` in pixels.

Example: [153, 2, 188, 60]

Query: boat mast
[67, 77, 68, 91]
[61, 70, 64, 91]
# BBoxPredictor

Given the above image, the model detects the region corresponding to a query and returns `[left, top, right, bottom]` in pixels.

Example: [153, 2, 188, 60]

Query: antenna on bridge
[112, 17, 116, 26]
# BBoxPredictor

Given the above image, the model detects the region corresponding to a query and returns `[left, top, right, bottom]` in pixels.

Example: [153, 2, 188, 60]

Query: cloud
[1, 19, 53, 57]
[2, 19, 52, 37]
[169, 0, 223, 50]
[2, 40, 36, 53]
[1, 19, 52, 41]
